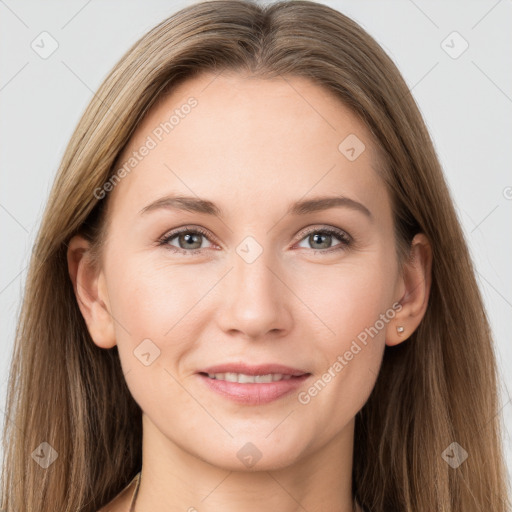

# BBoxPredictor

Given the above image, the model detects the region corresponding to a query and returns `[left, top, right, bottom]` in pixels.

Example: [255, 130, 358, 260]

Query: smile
[198, 371, 311, 405]
[206, 372, 294, 383]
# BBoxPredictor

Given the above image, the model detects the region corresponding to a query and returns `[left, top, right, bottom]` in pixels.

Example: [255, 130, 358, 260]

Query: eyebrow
[139, 194, 372, 220]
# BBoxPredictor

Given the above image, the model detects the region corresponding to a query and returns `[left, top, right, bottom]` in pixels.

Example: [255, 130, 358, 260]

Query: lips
[197, 362, 311, 405]
[199, 362, 309, 377]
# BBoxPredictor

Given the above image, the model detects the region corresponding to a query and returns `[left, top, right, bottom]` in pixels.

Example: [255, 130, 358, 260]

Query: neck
[134, 414, 358, 512]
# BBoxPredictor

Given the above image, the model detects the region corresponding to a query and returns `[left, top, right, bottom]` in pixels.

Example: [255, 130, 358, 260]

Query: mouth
[197, 363, 311, 405]
[201, 372, 299, 383]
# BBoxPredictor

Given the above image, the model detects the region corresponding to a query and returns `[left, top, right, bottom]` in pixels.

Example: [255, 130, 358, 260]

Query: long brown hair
[1, 1, 509, 510]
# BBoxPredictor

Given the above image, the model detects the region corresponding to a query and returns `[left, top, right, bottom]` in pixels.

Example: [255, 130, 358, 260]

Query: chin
[196, 435, 309, 472]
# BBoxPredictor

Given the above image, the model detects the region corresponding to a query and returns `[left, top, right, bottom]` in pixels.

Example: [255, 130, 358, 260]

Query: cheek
[296, 256, 395, 344]
[101, 255, 187, 380]
[104, 261, 199, 418]
[106, 253, 203, 337]
[292, 258, 393, 420]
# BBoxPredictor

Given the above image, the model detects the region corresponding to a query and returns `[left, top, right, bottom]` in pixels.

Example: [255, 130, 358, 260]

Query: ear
[387, 233, 432, 346]
[67, 235, 116, 349]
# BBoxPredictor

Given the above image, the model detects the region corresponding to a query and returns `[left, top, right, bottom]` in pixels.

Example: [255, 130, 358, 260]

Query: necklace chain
[128, 472, 359, 512]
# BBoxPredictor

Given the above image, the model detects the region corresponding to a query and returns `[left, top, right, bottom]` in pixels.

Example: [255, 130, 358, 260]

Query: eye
[157, 225, 352, 256]
[158, 226, 215, 254]
[295, 226, 351, 254]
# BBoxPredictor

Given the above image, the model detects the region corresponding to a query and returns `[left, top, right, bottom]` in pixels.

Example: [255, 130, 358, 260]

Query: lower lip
[198, 373, 310, 405]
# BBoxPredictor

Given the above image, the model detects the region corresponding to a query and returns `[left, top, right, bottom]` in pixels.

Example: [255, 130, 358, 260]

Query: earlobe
[67, 235, 117, 349]
[387, 233, 432, 347]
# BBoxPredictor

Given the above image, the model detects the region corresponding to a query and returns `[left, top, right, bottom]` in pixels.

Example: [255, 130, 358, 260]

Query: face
[77, 71, 411, 471]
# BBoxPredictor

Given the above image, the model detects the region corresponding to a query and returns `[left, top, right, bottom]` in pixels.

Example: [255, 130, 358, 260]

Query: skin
[67, 71, 432, 512]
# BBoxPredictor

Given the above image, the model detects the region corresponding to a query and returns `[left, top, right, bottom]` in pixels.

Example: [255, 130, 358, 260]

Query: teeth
[206, 372, 294, 383]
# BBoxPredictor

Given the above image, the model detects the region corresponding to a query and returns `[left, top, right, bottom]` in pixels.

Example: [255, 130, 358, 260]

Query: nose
[215, 247, 293, 340]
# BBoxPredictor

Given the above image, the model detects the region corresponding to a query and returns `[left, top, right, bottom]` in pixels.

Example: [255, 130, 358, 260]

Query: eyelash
[157, 225, 352, 256]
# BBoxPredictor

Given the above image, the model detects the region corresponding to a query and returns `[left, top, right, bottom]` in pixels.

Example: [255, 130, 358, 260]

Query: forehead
[109, 71, 388, 219]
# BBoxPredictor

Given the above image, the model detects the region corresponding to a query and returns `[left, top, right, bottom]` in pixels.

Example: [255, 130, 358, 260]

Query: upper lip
[199, 363, 310, 377]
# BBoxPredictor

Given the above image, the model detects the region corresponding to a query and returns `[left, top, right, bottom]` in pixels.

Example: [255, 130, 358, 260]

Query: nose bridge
[234, 245, 274, 297]
[217, 238, 291, 338]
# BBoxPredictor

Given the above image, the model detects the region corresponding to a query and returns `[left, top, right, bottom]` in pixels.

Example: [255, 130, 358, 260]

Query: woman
[1, 1, 509, 511]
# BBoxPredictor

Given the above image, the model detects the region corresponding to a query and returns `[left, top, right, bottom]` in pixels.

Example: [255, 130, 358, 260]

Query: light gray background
[1, 0, 511, 485]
